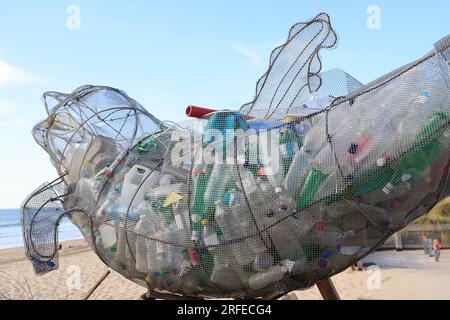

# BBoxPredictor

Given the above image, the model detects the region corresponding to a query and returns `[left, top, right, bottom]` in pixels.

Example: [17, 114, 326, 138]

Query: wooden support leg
[83, 269, 111, 300]
[316, 278, 340, 300]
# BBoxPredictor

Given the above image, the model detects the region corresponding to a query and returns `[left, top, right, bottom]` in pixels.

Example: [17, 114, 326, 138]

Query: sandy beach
[1, 239, 448, 300]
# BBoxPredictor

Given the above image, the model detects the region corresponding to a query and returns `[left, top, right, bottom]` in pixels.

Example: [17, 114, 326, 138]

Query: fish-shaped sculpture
[21, 13, 450, 299]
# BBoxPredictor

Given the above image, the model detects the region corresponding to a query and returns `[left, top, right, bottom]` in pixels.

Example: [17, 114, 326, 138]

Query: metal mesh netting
[21, 13, 450, 298]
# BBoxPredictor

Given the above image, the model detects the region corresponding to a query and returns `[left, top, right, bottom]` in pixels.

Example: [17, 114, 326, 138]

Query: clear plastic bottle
[214, 203, 256, 266]
[172, 198, 191, 232]
[145, 238, 158, 273]
[283, 149, 313, 197]
[258, 130, 284, 188]
[248, 265, 289, 290]
[234, 169, 272, 217]
[279, 125, 301, 177]
[164, 226, 189, 271]
[253, 252, 274, 272]
[227, 190, 268, 255]
[273, 188, 315, 238]
[159, 174, 176, 186]
[200, 218, 244, 290]
[204, 164, 233, 208]
[263, 214, 305, 261]
[134, 214, 151, 273]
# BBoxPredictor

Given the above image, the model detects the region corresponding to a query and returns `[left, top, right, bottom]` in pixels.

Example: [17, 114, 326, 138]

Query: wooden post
[316, 278, 340, 300]
[84, 269, 111, 300]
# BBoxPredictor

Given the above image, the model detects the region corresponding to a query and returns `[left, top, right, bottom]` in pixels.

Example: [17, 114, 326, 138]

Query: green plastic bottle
[190, 163, 212, 240]
[279, 127, 301, 176]
[355, 111, 448, 194]
[151, 199, 175, 226]
[296, 168, 326, 210]
[296, 111, 448, 209]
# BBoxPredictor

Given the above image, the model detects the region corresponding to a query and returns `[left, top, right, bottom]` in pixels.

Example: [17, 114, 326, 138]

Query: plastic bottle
[98, 221, 117, 250]
[190, 159, 212, 241]
[296, 167, 327, 210]
[172, 198, 191, 232]
[214, 202, 256, 266]
[199, 218, 242, 290]
[354, 111, 448, 199]
[258, 129, 284, 188]
[234, 169, 272, 217]
[201, 218, 219, 248]
[226, 190, 268, 255]
[279, 123, 301, 176]
[248, 265, 289, 290]
[283, 149, 313, 197]
[117, 217, 138, 265]
[154, 235, 170, 273]
[204, 164, 233, 208]
[272, 188, 315, 238]
[96, 188, 121, 222]
[77, 178, 100, 212]
[311, 225, 345, 247]
[389, 112, 448, 185]
[164, 226, 189, 271]
[252, 252, 274, 272]
[263, 214, 305, 261]
[161, 162, 188, 182]
[149, 182, 187, 200]
[151, 199, 175, 227]
[134, 214, 152, 273]
[159, 174, 177, 186]
[145, 238, 159, 273]
[119, 164, 152, 205]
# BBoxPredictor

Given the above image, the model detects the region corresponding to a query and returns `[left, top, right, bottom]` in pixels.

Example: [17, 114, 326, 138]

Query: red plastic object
[314, 220, 325, 233]
[186, 105, 218, 118]
[186, 105, 255, 120]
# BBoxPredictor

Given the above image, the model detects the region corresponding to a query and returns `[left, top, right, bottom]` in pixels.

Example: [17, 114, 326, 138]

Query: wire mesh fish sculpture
[21, 13, 450, 298]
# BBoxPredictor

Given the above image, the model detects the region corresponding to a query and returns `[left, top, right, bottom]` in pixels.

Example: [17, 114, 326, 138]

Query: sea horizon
[0, 208, 83, 250]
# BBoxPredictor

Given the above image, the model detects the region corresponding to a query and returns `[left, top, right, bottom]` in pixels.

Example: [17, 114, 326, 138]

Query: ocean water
[0, 209, 83, 250]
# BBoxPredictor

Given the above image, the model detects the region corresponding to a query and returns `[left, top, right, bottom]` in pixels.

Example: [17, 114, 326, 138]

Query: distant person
[427, 238, 434, 257]
[433, 239, 442, 262]
[422, 234, 429, 255]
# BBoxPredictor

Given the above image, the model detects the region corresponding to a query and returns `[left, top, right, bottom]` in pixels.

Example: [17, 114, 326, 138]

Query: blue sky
[0, 0, 449, 208]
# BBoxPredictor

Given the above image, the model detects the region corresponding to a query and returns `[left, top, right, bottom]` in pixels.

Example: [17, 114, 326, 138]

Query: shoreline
[0, 239, 89, 265]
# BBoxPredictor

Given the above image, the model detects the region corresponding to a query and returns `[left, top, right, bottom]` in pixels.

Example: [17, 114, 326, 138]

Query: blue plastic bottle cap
[152, 272, 160, 278]
[348, 143, 358, 154]
[321, 249, 332, 258]
[222, 192, 231, 206]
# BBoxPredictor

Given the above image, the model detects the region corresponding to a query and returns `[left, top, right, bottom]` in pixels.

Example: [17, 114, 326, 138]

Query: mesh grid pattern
[21, 14, 450, 298]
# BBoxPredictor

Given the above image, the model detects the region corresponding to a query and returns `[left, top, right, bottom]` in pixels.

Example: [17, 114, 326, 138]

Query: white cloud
[231, 42, 261, 66]
[0, 100, 17, 115]
[0, 119, 27, 126]
[0, 59, 40, 86]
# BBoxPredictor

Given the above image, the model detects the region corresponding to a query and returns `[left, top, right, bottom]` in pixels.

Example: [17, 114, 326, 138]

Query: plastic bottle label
[175, 214, 184, 230]
[204, 233, 219, 247]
